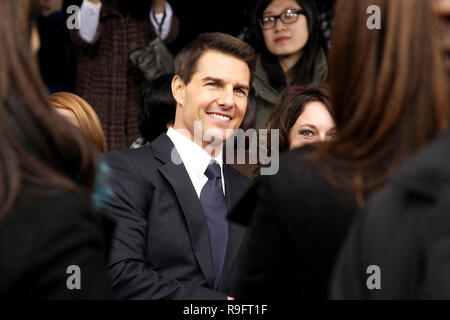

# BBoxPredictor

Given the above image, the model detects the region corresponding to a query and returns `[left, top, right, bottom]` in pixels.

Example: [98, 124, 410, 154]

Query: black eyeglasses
[259, 8, 305, 30]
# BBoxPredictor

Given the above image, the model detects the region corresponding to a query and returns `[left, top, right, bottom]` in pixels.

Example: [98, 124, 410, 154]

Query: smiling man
[102, 33, 256, 300]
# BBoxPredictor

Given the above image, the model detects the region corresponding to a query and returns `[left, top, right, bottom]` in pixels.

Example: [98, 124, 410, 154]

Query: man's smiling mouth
[207, 112, 232, 121]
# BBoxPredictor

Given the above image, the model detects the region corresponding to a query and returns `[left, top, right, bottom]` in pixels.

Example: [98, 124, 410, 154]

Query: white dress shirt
[78, 0, 173, 43]
[166, 128, 225, 198]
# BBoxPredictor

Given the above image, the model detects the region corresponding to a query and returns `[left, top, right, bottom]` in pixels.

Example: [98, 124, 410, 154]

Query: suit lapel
[218, 164, 247, 288]
[152, 134, 216, 288]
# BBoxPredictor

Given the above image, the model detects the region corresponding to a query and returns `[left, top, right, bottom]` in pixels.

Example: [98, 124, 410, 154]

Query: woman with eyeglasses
[247, 0, 328, 130]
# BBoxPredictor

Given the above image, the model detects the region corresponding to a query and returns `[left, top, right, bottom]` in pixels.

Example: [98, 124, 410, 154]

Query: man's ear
[171, 75, 185, 107]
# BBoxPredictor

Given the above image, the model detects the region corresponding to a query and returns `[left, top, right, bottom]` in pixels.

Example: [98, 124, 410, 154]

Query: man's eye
[299, 130, 314, 137]
[234, 88, 246, 96]
[206, 82, 217, 87]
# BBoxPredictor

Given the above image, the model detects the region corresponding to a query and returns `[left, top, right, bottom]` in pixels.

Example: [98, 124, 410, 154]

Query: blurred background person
[38, 0, 76, 93]
[0, 0, 112, 299]
[266, 84, 335, 154]
[246, 0, 328, 129]
[70, 0, 179, 150]
[130, 73, 176, 149]
[50, 92, 107, 153]
[331, 0, 450, 299]
[229, 0, 449, 299]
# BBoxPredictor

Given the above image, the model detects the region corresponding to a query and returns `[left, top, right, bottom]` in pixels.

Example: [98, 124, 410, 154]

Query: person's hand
[39, 0, 63, 17]
[152, 0, 166, 13]
[87, 0, 101, 4]
[227, 296, 235, 300]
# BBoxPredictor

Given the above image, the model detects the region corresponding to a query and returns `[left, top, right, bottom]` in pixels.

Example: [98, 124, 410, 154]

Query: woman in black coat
[0, 0, 111, 299]
[230, 0, 449, 299]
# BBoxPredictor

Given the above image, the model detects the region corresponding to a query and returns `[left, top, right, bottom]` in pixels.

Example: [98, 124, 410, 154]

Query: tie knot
[205, 161, 222, 180]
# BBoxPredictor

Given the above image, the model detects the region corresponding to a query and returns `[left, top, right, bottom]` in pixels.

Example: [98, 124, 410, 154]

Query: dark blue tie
[200, 160, 228, 288]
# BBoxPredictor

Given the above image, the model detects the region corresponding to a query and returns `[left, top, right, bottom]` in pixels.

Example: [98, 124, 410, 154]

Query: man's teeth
[209, 113, 231, 121]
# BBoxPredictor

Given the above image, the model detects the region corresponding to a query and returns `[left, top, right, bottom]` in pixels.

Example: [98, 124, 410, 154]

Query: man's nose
[218, 87, 234, 108]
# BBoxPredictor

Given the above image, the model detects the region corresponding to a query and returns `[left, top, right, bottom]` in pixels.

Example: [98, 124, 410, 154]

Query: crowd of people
[0, 0, 449, 301]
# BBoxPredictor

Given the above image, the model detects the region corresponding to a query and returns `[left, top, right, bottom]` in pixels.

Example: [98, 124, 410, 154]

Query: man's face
[434, 0, 450, 74]
[172, 50, 251, 148]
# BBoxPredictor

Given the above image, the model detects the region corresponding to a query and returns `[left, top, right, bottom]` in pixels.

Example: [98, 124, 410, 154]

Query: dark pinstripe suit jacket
[101, 133, 251, 300]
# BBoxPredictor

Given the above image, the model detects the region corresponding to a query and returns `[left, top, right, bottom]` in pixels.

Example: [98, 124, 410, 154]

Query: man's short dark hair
[174, 32, 256, 85]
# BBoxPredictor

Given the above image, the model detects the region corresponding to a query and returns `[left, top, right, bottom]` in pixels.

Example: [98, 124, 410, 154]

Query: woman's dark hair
[139, 73, 176, 143]
[308, 0, 449, 201]
[248, 0, 325, 91]
[0, 0, 96, 219]
[267, 83, 333, 153]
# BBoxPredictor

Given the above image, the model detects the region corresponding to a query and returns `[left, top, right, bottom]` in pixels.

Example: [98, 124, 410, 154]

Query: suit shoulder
[102, 145, 162, 175]
[103, 144, 156, 163]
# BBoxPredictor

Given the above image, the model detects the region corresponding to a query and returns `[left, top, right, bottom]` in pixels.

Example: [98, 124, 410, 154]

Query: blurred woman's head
[249, 0, 323, 87]
[0, 0, 96, 218]
[316, 0, 449, 194]
[50, 92, 107, 153]
[267, 84, 335, 153]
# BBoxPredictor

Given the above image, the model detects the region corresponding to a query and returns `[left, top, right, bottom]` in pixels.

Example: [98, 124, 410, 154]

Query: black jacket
[331, 129, 450, 299]
[102, 133, 251, 300]
[229, 147, 358, 299]
[0, 189, 112, 299]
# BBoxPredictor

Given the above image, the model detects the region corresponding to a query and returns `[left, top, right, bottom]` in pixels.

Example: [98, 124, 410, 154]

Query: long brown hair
[0, 0, 96, 219]
[308, 0, 449, 199]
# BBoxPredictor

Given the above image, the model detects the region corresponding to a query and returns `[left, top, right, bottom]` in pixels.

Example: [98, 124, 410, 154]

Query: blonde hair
[50, 92, 107, 153]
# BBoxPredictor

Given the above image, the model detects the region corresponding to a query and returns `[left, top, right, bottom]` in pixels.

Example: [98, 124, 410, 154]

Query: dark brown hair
[308, 0, 449, 200]
[267, 83, 333, 153]
[174, 32, 256, 85]
[0, 0, 96, 219]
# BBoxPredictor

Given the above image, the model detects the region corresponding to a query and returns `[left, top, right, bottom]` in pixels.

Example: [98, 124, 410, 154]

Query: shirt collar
[166, 128, 223, 179]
